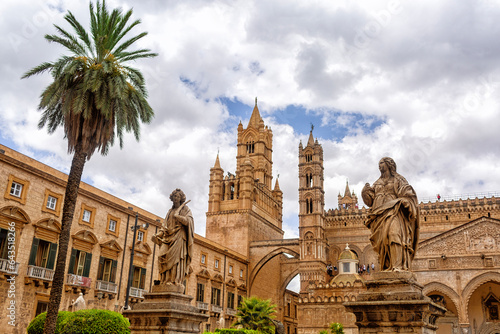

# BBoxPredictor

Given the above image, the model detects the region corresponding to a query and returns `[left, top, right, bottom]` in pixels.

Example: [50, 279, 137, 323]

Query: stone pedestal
[123, 283, 209, 334]
[344, 272, 447, 333]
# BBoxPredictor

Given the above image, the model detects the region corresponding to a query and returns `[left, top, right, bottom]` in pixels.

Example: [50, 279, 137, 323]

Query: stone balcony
[210, 304, 223, 316]
[65, 273, 92, 294]
[0, 258, 19, 278]
[197, 301, 209, 312]
[25, 265, 54, 288]
[128, 286, 147, 304]
[95, 280, 118, 299]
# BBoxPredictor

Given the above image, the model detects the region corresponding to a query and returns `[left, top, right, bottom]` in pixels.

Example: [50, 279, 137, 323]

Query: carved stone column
[344, 272, 447, 333]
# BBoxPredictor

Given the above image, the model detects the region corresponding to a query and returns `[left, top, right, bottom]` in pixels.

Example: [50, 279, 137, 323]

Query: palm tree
[233, 296, 276, 334]
[22, 1, 157, 333]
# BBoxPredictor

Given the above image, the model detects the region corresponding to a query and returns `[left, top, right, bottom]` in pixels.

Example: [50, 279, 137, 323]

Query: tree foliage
[27, 310, 130, 334]
[233, 297, 276, 334]
[22, 2, 156, 333]
[22, 0, 157, 158]
[329, 322, 344, 334]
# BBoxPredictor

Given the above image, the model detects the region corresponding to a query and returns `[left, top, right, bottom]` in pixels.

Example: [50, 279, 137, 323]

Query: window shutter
[47, 242, 58, 270]
[83, 252, 92, 277]
[68, 248, 77, 274]
[111, 260, 118, 283]
[97, 256, 104, 281]
[28, 238, 40, 266]
[140, 267, 146, 289]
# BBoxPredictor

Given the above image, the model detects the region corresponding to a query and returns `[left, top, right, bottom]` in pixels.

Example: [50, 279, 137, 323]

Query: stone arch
[249, 246, 300, 288]
[362, 244, 377, 266]
[423, 281, 460, 318]
[461, 271, 500, 323]
[477, 322, 500, 334]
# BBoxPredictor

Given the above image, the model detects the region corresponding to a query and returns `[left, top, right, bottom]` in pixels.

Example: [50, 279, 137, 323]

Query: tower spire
[307, 125, 315, 147]
[248, 97, 262, 128]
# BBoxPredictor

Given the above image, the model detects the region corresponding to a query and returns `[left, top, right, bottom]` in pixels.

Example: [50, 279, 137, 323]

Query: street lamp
[124, 212, 149, 310]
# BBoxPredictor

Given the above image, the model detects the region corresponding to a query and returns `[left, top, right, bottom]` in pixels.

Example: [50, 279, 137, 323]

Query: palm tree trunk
[43, 143, 87, 334]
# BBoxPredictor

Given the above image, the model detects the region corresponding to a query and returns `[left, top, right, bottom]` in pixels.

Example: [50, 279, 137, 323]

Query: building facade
[297, 134, 500, 334]
[1, 101, 498, 334]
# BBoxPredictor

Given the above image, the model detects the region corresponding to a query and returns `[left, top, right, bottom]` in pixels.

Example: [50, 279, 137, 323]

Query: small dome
[339, 244, 358, 260]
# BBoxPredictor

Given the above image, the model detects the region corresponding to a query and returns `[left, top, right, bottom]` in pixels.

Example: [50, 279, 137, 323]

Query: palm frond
[21, 62, 53, 78]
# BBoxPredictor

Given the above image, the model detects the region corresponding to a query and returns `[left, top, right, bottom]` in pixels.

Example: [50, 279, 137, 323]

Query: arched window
[305, 154, 312, 162]
[246, 140, 255, 153]
[306, 173, 313, 187]
[306, 198, 313, 214]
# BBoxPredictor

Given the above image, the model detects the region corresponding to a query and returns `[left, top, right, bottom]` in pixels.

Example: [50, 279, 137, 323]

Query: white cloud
[2, 0, 500, 247]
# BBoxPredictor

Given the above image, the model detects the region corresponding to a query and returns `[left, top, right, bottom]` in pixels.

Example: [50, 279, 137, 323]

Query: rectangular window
[10, 182, 22, 197]
[201, 254, 206, 265]
[68, 248, 92, 277]
[46, 195, 57, 210]
[108, 219, 117, 232]
[97, 256, 117, 283]
[211, 287, 221, 306]
[137, 231, 144, 242]
[229, 265, 233, 275]
[5, 175, 29, 204]
[215, 259, 219, 269]
[28, 238, 57, 270]
[227, 291, 235, 309]
[237, 295, 243, 307]
[0, 229, 9, 260]
[343, 262, 350, 273]
[132, 266, 146, 289]
[82, 209, 91, 222]
[196, 283, 205, 302]
[240, 269, 244, 278]
[42, 190, 63, 216]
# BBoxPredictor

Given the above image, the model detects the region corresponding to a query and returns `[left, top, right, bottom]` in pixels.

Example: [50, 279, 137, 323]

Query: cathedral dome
[339, 245, 358, 260]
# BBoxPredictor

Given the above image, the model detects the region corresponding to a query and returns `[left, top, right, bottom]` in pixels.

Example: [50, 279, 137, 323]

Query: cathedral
[0, 101, 499, 334]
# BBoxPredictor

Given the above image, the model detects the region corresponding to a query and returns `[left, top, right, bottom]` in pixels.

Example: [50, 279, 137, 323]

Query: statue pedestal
[344, 272, 447, 333]
[123, 283, 209, 334]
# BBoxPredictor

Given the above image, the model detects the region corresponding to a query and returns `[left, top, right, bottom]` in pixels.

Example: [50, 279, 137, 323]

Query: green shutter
[83, 252, 92, 277]
[46, 242, 58, 269]
[97, 256, 104, 281]
[68, 249, 77, 274]
[28, 238, 40, 266]
[140, 267, 146, 289]
[111, 260, 118, 283]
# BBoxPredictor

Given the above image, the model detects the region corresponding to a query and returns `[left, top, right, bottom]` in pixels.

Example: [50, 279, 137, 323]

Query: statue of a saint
[151, 189, 194, 286]
[71, 292, 86, 311]
[361, 157, 419, 271]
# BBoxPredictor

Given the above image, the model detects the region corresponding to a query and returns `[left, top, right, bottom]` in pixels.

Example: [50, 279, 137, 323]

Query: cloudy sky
[2, 0, 500, 243]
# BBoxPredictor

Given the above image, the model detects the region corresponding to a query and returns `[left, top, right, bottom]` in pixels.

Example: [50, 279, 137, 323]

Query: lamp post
[124, 212, 150, 310]
[124, 212, 139, 310]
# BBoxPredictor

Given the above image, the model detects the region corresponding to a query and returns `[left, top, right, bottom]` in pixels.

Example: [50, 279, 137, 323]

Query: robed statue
[152, 189, 194, 286]
[361, 157, 419, 271]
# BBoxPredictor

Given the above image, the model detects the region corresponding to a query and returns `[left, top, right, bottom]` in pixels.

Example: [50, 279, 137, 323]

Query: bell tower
[236, 97, 273, 189]
[298, 128, 327, 291]
[206, 99, 283, 257]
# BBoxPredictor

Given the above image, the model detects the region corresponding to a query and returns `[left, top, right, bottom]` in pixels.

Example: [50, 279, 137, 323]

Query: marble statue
[216, 311, 225, 329]
[151, 189, 194, 286]
[71, 292, 86, 311]
[361, 157, 419, 271]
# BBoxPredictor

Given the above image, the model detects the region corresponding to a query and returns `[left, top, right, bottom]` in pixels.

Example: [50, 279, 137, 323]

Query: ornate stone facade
[0, 102, 498, 334]
[297, 133, 500, 334]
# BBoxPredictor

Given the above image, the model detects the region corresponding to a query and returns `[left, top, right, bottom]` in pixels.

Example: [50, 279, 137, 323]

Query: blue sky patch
[217, 98, 386, 142]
